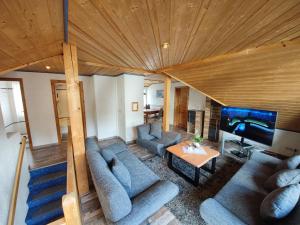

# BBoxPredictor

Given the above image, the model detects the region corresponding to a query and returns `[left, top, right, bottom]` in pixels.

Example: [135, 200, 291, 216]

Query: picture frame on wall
[132, 102, 139, 111]
[156, 90, 164, 98]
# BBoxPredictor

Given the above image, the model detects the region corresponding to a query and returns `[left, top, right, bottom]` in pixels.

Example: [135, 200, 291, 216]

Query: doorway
[174, 86, 189, 130]
[0, 78, 33, 150]
[51, 80, 86, 144]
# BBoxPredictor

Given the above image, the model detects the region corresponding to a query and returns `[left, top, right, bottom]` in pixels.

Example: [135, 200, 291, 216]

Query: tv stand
[230, 138, 252, 148]
[229, 138, 253, 158]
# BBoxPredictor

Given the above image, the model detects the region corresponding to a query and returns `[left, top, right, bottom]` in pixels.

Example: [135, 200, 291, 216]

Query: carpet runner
[25, 162, 67, 225]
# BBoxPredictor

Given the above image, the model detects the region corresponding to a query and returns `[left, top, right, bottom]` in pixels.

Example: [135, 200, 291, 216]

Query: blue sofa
[136, 123, 181, 157]
[85, 138, 179, 225]
[200, 151, 300, 225]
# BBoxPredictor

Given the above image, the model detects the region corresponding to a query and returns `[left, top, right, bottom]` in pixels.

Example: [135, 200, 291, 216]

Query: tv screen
[220, 107, 277, 146]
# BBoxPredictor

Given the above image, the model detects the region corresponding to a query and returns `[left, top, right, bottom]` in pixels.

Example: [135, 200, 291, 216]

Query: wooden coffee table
[166, 141, 220, 186]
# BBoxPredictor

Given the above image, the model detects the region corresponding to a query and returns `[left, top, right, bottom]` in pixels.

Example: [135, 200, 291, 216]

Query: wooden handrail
[7, 136, 27, 225]
[49, 127, 82, 225]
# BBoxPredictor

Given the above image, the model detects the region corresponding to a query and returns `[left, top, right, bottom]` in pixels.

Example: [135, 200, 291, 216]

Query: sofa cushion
[276, 155, 300, 171]
[111, 158, 131, 194]
[158, 131, 181, 147]
[200, 198, 247, 225]
[113, 181, 179, 225]
[103, 142, 128, 154]
[230, 160, 275, 194]
[101, 149, 116, 163]
[250, 151, 281, 169]
[136, 139, 165, 156]
[264, 169, 300, 191]
[260, 184, 300, 220]
[150, 122, 162, 139]
[115, 150, 160, 198]
[137, 124, 155, 140]
[215, 181, 266, 225]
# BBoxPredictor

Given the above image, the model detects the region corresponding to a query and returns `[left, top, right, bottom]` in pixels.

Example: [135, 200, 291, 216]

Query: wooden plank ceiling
[1, 0, 300, 131]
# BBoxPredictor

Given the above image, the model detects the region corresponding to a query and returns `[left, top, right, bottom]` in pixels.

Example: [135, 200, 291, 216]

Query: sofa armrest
[113, 180, 179, 225]
[137, 139, 164, 154]
[250, 151, 282, 169]
[162, 131, 181, 143]
[200, 198, 246, 225]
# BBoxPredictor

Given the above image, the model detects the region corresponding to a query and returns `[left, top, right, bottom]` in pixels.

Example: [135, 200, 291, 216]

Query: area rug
[128, 144, 242, 225]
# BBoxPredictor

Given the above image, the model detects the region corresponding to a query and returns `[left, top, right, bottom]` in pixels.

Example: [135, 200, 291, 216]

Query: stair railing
[48, 128, 82, 225]
[7, 136, 27, 225]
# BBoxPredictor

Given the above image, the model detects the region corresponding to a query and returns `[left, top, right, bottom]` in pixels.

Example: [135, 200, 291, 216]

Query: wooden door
[51, 80, 87, 144]
[174, 87, 189, 130]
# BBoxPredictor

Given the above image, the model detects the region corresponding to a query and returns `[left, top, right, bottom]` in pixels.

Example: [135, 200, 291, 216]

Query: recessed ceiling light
[162, 42, 170, 49]
[45, 65, 51, 70]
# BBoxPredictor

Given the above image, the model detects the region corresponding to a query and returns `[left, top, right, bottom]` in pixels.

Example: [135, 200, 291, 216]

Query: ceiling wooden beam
[162, 71, 225, 106]
[0, 55, 63, 76]
[79, 61, 155, 75]
[63, 0, 69, 43]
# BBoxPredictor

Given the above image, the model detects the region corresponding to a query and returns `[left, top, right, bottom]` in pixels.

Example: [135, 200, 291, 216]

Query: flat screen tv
[220, 106, 277, 146]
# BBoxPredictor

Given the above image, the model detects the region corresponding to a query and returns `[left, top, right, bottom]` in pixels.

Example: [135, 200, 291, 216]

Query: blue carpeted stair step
[27, 184, 66, 208]
[28, 170, 66, 193]
[25, 199, 63, 225]
[30, 162, 67, 179]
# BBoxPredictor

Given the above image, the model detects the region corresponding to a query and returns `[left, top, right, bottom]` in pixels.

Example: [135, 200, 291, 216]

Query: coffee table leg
[211, 158, 216, 174]
[194, 167, 200, 186]
[168, 152, 173, 169]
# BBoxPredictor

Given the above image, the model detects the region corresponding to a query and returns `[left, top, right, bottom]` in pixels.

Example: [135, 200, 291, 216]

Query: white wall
[3, 72, 97, 147]
[123, 74, 144, 142]
[117, 76, 126, 141]
[0, 104, 29, 225]
[93, 74, 144, 142]
[93, 75, 118, 140]
[147, 82, 206, 124]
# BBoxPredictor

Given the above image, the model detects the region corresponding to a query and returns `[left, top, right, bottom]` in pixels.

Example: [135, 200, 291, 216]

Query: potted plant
[193, 129, 203, 148]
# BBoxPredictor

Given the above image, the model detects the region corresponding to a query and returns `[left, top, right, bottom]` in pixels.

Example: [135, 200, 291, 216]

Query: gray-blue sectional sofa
[200, 151, 300, 225]
[85, 138, 179, 225]
[136, 123, 181, 157]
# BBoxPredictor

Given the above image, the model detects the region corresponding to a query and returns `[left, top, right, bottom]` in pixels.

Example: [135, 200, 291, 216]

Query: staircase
[25, 162, 67, 225]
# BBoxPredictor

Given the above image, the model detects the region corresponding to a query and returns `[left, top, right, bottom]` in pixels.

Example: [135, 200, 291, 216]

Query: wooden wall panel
[165, 41, 300, 132]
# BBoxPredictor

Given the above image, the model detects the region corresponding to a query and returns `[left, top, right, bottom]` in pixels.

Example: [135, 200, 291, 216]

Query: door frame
[173, 86, 189, 129]
[50, 80, 87, 144]
[0, 77, 33, 150]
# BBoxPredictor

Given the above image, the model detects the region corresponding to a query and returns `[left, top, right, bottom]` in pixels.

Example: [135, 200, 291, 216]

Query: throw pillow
[137, 124, 155, 140]
[260, 184, 300, 220]
[101, 149, 116, 163]
[150, 122, 162, 139]
[110, 158, 131, 194]
[276, 155, 300, 171]
[264, 169, 300, 191]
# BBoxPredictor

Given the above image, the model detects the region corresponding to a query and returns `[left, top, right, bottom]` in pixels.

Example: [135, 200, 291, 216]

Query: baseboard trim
[97, 136, 136, 145]
[33, 142, 60, 150]
[126, 140, 136, 145]
[98, 136, 121, 142]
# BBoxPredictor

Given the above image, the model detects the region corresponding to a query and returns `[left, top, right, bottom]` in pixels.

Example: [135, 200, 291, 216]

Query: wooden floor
[28, 142, 67, 169]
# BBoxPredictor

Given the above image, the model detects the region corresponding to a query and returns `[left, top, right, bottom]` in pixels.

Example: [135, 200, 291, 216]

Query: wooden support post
[163, 75, 171, 131]
[62, 193, 82, 225]
[63, 43, 89, 195]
